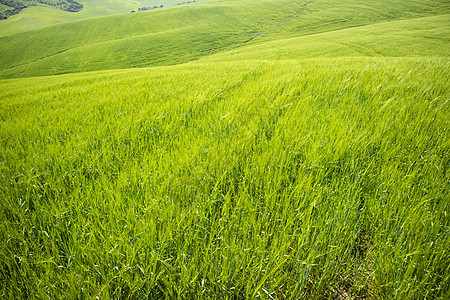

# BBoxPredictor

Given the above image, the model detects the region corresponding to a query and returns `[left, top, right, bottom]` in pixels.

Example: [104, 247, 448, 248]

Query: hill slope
[0, 0, 449, 78]
[0, 0, 210, 36]
[0, 0, 449, 298]
[201, 14, 450, 62]
[0, 0, 147, 36]
[1, 57, 449, 299]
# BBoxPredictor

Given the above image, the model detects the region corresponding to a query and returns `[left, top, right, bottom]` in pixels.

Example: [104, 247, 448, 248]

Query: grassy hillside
[0, 0, 449, 298]
[0, 0, 207, 36]
[1, 57, 449, 299]
[0, 0, 142, 36]
[0, 0, 449, 78]
[201, 14, 450, 62]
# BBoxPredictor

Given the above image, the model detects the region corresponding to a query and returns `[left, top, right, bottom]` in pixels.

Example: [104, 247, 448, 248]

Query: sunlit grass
[1, 0, 449, 298]
[1, 57, 448, 298]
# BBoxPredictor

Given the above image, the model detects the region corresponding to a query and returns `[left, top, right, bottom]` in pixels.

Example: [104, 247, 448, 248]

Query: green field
[1, 0, 449, 78]
[0, 0, 140, 36]
[0, 0, 449, 298]
[0, 0, 206, 36]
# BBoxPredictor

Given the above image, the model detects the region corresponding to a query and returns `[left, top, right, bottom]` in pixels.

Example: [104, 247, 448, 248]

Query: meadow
[0, 0, 449, 299]
[1, 0, 449, 78]
[0, 0, 206, 36]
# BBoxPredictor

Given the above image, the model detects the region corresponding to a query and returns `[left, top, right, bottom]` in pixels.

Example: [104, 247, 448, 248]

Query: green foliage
[0, 0, 449, 298]
[0, 0, 83, 14]
[0, 0, 27, 8]
[0, 6, 21, 19]
[0, 0, 82, 22]
[0, 2, 12, 10]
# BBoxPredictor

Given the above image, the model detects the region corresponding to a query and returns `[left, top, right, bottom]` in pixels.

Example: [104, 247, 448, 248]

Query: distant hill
[0, 0, 83, 20]
[0, 0, 448, 78]
[0, 0, 207, 36]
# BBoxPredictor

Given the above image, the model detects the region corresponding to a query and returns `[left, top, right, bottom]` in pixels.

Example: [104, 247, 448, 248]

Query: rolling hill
[0, 0, 449, 78]
[0, 0, 197, 36]
[0, 0, 449, 298]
